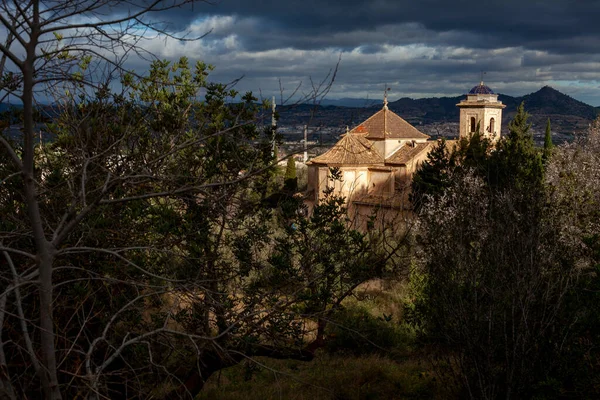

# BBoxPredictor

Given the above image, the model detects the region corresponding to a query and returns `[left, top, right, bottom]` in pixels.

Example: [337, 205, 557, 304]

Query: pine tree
[411, 138, 453, 210]
[453, 122, 492, 176]
[543, 118, 553, 163]
[490, 101, 543, 190]
[508, 101, 532, 138]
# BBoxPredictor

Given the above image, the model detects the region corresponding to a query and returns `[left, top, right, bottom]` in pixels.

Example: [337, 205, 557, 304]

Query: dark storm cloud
[142, 0, 600, 54]
[76, 1, 600, 104]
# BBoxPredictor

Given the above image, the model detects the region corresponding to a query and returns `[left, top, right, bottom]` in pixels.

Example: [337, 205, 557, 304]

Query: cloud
[3, 1, 600, 104]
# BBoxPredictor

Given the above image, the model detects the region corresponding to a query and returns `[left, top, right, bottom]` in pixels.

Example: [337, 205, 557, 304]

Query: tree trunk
[21, 11, 62, 398]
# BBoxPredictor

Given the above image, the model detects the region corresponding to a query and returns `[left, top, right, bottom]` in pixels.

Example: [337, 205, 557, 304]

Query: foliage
[0, 2, 362, 399]
[412, 102, 544, 211]
[284, 156, 298, 191]
[0, 54, 391, 399]
[324, 305, 413, 357]
[542, 118, 600, 396]
[262, 183, 391, 325]
[452, 125, 493, 176]
[408, 116, 600, 399]
[543, 118, 553, 163]
[488, 101, 544, 190]
[199, 283, 433, 400]
[410, 138, 453, 210]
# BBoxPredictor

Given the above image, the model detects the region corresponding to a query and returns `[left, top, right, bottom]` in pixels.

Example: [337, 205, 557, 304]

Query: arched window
[489, 118, 495, 134]
[470, 117, 476, 133]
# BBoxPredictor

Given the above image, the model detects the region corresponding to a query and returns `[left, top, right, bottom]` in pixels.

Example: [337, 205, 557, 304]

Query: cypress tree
[543, 118, 553, 163]
[284, 156, 297, 191]
[285, 156, 296, 180]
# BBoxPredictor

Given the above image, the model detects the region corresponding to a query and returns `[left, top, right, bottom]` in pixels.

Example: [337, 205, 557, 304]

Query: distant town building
[456, 81, 506, 142]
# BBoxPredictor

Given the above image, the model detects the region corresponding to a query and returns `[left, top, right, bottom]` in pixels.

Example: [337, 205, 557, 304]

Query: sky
[127, 0, 600, 105]
[5, 1, 600, 106]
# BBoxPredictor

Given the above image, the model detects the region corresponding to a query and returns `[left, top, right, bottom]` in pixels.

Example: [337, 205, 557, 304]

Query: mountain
[518, 86, 598, 120]
[283, 86, 598, 141]
[500, 86, 596, 138]
[384, 86, 598, 125]
[2, 87, 595, 143]
[387, 95, 463, 124]
[318, 98, 380, 108]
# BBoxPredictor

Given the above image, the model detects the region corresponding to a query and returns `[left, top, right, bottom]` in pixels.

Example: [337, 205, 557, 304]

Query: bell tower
[456, 81, 506, 142]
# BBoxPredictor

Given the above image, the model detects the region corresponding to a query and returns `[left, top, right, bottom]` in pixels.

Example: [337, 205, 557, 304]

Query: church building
[305, 81, 504, 225]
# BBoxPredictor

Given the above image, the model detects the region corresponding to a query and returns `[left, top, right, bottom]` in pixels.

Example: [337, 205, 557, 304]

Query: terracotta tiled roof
[349, 107, 429, 140]
[309, 133, 384, 165]
[385, 142, 431, 165]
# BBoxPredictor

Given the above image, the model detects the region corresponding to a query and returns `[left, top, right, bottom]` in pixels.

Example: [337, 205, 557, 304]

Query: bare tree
[0, 2, 402, 399]
[0, 3, 213, 398]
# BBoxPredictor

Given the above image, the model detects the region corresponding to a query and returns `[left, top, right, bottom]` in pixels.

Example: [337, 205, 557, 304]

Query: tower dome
[468, 81, 495, 95]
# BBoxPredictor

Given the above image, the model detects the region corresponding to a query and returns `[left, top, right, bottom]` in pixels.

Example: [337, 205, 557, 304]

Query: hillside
[518, 86, 597, 119]
[386, 86, 597, 124]
[502, 86, 597, 139]
[2, 87, 596, 143]
[275, 86, 598, 143]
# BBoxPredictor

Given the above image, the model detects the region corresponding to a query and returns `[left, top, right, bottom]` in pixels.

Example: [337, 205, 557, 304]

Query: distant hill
[387, 96, 463, 124]
[318, 98, 380, 108]
[2, 87, 596, 143]
[0, 103, 22, 112]
[283, 86, 598, 141]
[517, 86, 598, 120]
[501, 86, 597, 138]
[384, 86, 598, 125]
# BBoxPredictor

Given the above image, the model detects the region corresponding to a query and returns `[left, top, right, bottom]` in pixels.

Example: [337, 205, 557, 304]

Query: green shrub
[325, 306, 413, 357]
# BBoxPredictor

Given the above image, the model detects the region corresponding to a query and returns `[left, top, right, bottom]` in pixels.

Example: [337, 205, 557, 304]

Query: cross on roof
[383, 87, 391, 110]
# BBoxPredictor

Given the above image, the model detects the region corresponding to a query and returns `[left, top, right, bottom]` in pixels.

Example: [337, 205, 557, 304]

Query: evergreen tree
[284, 156, 298, 192]
[285, 156, 297, 180]
[411, 138, 453, 210]
[543, 118, 553, 163]
[453, 123, 492, 177]
[489, 101, 543, 190]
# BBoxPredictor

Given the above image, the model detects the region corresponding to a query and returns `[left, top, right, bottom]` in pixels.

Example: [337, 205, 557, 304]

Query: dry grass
[199, 353, 437, 400]
[198, 279, 440, 400]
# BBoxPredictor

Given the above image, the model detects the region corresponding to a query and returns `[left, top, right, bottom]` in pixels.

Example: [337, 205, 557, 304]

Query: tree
[410, 171, 586, 399]
[410, 138, 453, 210]
[411, 124, 493, 212]
[284, 155, 298, 191]
[0, 3, 384, 399]
[0, 3, 207, 398]
[1, 54, 268, 399]
[542, 118, 600, 396]
[452, 123, 494, 180]
[543, 118, 553, 162]
[409, 117, 600, 399]
[488, 101, 543, 190]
